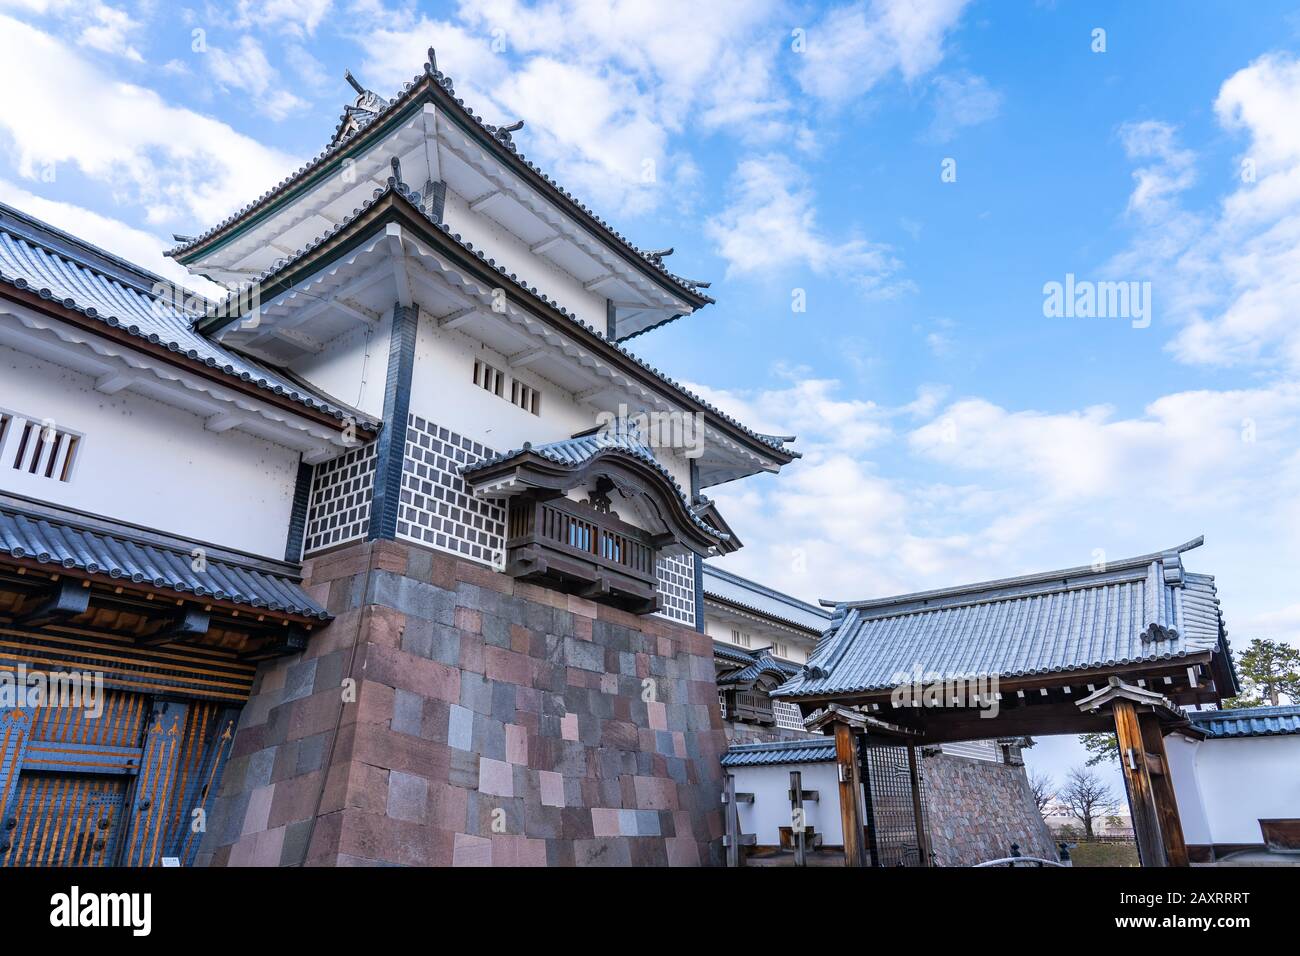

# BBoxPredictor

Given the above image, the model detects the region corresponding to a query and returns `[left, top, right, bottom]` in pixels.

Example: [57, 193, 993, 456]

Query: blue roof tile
[775, 539, 1231, 700]
[0, 502, 328, 620]
[1188, 704, 1300, 738]
[0, 202, 378, 430]
[721, 739, 835, 767]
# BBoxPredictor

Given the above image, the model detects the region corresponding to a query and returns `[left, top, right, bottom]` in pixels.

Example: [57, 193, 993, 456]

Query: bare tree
[1059, 766, 1119, 840]
[1027, 769, 1054, 820]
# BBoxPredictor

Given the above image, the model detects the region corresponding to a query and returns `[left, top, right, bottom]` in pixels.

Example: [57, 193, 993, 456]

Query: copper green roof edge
[0, 503, 330, 621]
[167, 69, 712, 309]
[197, 182, 796, 463]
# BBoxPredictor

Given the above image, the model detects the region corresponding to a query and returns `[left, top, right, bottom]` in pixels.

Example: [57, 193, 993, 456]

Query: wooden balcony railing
[730, 691, 775, 726]
[504, 496, 661, 613]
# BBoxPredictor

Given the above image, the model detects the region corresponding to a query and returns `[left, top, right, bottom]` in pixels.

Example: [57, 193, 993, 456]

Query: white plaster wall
[1170, 735, 1300, 846]
[288, 315, 391, 421]
[409, 307, 594, 453]
[442, 191, 608, 335]
[704, 615, 815, 663]
[730, 762, 850, 847]
[1165, 734, 1212, 847]
[0, 345, 299, 558]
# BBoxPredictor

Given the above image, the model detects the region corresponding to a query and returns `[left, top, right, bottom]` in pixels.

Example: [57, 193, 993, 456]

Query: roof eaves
[0, 222, 378, 431]
[203, 182, 793, 462]
[836, 538, 1205, 614]
[0, 502, 330, 621]
[168, 60, 713, 309]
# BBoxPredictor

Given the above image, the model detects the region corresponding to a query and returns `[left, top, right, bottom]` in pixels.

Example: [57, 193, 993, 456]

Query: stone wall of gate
[921, 751, 1056, 865]
[197, 538, 727, 867]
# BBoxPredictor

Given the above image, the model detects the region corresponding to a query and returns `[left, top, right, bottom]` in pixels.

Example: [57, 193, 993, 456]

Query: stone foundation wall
[199, 539, 727, 867]
[922, 751, 1056, 866]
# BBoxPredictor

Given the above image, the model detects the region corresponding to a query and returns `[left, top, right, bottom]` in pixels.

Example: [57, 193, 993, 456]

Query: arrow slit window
[1, 409, 81, 483]
[473, 359, 504, 397]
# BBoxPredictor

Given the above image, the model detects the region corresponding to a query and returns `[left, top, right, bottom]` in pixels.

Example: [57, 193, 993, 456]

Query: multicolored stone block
[198, 539, 727, 866]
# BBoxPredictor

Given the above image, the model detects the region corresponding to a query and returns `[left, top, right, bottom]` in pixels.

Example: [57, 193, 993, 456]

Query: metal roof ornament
[488, 119, 524, 147]
[344, 69, 389, 115]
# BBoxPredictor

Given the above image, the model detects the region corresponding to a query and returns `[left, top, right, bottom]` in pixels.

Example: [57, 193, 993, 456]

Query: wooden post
[1112, 699, 1167, 867]
[834, 720, 866, 867]
[723, 772, 743, 868]
[905, 743, 932, 867]
[1139, 712, 1189, 867]
[790, 770, 806, 867]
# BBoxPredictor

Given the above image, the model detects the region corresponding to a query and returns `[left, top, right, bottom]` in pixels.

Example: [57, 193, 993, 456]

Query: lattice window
[510, 380, 540, 415]
[655, 552, 695, 626]
[303, 442, 376, 555]
[473, 359, 504, 397]
[396, 414, 505, 566]
[773, 700, 805, 731]
[730, 629, 752, 648]
[0, 409, 81, 483]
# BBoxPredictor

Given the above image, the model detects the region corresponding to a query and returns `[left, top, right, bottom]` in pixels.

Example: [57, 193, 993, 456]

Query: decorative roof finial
[390, 156, 403, 184]
[646, 247, 674, 260]
[344, 70, 366, 97]
[427, 47, 438, 73]
[488, 119, 525, 146]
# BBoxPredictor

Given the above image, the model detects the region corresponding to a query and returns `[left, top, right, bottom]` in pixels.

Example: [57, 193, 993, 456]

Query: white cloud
[928, 72, 1001, 141]
[700, 374, 1300, 636]
[0, 14, 298, 227]
[705, 154, 908, 295]
[1119, 120, 1196, 219]
[0, 0, 145, 62]
[796, 0, 972, 104]
[354, 1, 792, 216]
[78, 3, 144, 62]
[1113, 54, 1300, 372]
[909, 387, 1300, 506]
[0, 179, 226, 299]
[235, 0, 333, 37]
[208, 36, 309, 120]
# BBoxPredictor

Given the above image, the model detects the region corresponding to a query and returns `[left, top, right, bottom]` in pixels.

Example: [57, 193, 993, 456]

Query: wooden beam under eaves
[386, 223, 413, 307]
[529, 235, 564, 255]
[17, 578, 90, 626]
[139, 607, 210, 647]
[95, 371, 138, 395]
[469, 190, 503, 212]
[507, 346, 546, 368]
[205, 411, 250, 433]
[439, 307, 479, 330]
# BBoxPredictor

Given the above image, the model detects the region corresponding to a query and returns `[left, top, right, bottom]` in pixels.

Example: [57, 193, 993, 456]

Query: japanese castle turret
[0, 51, 797, 867]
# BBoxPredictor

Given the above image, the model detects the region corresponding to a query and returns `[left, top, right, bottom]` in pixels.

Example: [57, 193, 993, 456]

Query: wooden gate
[0, 691, 238, 867]
[861, 744, 933, 867]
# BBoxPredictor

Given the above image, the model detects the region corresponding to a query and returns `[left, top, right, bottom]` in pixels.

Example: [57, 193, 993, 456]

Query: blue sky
[3, 0, 1300, 794]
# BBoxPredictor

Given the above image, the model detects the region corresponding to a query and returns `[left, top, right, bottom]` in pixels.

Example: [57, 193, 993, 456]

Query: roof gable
[168, 53, 711, 318]
[0, 202, 377, 434]
[775, 539, 1235, 701]
[197, 181, 796, 474]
